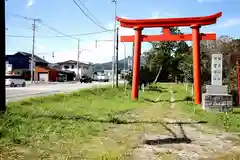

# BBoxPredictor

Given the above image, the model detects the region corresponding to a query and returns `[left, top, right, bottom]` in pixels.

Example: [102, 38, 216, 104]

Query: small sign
[211, 54, 222, 85]
[5, 63, 12, 73]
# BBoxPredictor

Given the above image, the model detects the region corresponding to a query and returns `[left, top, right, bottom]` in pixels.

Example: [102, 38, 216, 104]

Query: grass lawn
[165, 83, 240, 134]
[0, 85, 170, 159]
[1, 84, 240, 159]
[156, 83, 240, 159]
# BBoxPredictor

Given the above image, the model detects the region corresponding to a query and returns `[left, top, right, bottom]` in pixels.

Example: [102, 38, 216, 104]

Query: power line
[6, 35, 35, 39]
[6, 29, 114, 38]
[7, 12, 41, 21]
[6, 24, 33, 30]
[72, 0, 109, 31]
[7, 12, 114, 39]
[75, 0, 104, 27]
[7, 12, 81, 41]
[38, 21, 80, 41]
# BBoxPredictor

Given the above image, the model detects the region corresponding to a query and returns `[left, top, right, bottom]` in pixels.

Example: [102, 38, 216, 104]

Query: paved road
[6, 81, 112, 103]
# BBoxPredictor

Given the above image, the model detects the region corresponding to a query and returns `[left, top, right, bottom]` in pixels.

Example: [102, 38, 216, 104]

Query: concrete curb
[26, 81, 77, 86]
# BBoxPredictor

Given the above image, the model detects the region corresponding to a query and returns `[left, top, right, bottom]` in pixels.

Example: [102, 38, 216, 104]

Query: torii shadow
[143, 122, 192, 145]
[10, 112, 206, 145]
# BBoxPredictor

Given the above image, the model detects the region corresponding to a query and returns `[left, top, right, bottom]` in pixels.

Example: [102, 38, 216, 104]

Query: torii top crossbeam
[116, 12, 222, 28]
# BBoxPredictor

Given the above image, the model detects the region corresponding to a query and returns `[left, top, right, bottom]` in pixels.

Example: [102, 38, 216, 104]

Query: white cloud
[44, 40, 134, 64]
[37, 44, 47, 52]
[44, 15, 162, 64]
[218, 18, 240, 28]
[44, 21, 136, 64]
[200, 17, 240, 33]
[26, 0, 34, 8]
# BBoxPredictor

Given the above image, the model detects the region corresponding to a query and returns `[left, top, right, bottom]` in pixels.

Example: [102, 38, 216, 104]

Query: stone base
[202, 93, 233, 112]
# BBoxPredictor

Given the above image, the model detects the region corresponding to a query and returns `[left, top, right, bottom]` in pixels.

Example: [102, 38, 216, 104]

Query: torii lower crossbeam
[121, 33, 216, 42]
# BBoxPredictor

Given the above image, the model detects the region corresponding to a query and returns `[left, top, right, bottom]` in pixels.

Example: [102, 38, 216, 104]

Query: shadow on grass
[143, 95, 194, 104]
[143, 97, 193, 103]
[143, 123, 192, 145]
[3, 113, 206, 145]
[10, 113, 207, 125]
[232, 110, 240, 114]
[144, 88, 168, 93]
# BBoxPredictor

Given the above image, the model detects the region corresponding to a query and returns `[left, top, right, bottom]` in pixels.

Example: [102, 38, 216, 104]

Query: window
[71, 65, 74, 69]
[64, 65, 69, 69]
[6, 75, 22, 79]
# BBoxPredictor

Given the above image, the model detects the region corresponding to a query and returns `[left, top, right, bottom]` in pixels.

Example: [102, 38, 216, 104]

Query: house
[34, 66, 58, 82]
[5, 52, 49, 80]
[48, 63, 76, 81]
[5, 52, 77, 82]
[57, 60, 93, 78]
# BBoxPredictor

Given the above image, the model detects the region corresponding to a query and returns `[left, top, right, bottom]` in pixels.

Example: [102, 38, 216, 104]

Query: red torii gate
[116, 12, 222, 104]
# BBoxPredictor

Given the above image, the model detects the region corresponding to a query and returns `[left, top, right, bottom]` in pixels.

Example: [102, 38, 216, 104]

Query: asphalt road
[6, 81, 112, 103]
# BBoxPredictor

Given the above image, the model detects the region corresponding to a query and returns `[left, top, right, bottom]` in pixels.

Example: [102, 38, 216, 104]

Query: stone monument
[202, 51, 233, 112]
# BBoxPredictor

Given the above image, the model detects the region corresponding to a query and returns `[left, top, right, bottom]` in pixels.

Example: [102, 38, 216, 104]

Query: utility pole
[116, 27, 119, 87]
[17, 16, 40, 84]
[1, 0, 6, 113]
[132, 42, 135, 71]
[111, 0, 117, 88]
[123, 43, 127, 86]
[30, 19, 38, 84]
[77, 39, 80, 80]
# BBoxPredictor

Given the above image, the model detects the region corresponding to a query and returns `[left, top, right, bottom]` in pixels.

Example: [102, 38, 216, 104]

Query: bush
[230, 89, 238, 106]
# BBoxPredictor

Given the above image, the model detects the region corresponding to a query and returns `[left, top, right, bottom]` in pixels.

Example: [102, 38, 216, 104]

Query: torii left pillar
[132, 27, 142, 100]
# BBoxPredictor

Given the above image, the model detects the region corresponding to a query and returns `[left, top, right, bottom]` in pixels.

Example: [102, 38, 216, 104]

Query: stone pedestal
[202, 85, 233, 112]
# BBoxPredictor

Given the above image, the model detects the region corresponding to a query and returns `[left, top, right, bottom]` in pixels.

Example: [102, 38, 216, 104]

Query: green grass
[2, 83, 240, 159]
[161, 83, 240, 133]
[0, 85, 167, 159]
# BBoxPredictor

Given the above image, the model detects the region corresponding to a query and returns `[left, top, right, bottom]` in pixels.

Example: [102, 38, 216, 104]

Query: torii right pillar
[192, 25, 201, 104]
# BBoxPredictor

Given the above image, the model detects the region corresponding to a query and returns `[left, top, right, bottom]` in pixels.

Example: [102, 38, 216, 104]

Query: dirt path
[131, 118, 240, 160]
[131, 88, 240, 160]
[79, 88, 240, 159]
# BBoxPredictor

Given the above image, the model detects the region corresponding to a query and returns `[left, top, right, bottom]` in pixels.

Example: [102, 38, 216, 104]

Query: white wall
[59, 63, 93, 78]
[5, 62, 12, 74]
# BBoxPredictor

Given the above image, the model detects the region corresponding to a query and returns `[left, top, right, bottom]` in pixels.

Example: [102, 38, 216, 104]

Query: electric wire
[6, 12, 113, 39]
[72, 0, 110, 31]
[38, 21, 80, 40]
[7, 13, 81, 41]
[75, 0, 104, 28]
[6, 29, 114, 38]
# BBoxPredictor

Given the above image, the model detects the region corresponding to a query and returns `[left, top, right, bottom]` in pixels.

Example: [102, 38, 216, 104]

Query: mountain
[93, 56, 145, 72]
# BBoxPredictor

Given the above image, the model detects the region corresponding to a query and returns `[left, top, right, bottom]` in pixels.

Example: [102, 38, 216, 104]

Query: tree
[144, 27, 182, 83]
[129, 26, 238, 90]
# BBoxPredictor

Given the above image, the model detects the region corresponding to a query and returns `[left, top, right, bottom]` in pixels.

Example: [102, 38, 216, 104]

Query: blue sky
[5, 0, 240, 63]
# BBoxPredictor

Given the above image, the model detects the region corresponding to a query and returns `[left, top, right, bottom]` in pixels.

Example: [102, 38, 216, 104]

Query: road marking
[6, 90, 61, 98]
